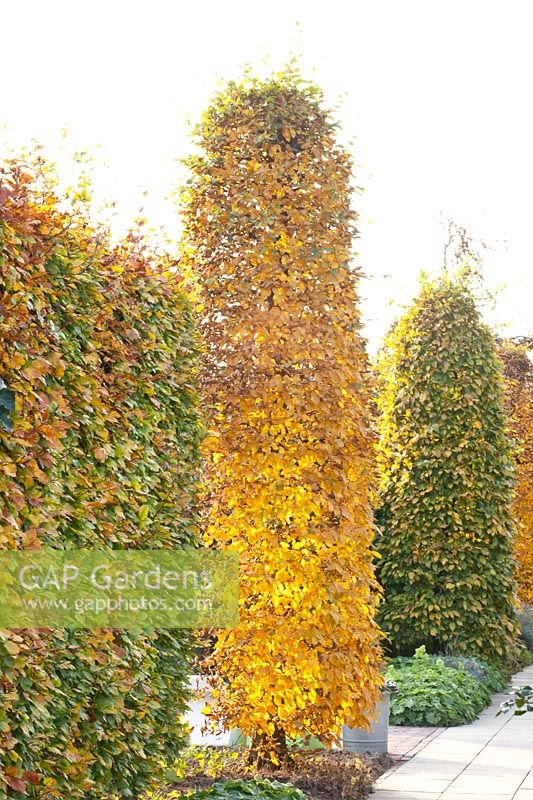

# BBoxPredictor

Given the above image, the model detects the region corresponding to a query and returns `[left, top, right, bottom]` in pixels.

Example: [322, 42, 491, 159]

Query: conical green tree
[376, 277, 520, 665]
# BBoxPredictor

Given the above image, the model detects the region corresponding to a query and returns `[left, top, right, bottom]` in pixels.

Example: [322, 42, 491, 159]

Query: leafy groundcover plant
[171, 778, 307, 799]
[386, 647, 494, 726]
[432, 655, 507, 693]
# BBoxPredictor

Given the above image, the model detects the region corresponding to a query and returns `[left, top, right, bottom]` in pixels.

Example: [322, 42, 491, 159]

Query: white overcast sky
[2, 0, 532, 349]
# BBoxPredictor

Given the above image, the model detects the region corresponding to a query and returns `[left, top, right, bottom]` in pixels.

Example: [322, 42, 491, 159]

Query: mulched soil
[170, 748, 393, 800]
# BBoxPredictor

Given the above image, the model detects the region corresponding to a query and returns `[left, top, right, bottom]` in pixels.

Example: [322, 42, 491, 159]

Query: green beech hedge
[0, 162, 202, 798]
[376, 277, 520, 666]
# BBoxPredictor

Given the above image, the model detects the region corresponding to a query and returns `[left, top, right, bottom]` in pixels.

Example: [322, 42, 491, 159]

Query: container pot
[342, 691, 391, 754]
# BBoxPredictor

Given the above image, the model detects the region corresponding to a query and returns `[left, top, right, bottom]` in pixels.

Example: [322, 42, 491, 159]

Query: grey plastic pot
[342, 692, 391, 754]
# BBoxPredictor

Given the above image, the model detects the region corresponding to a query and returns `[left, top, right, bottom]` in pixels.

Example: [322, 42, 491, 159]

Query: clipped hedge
[376, 277, 520, 666]
[0, 161, 203, 798]
[0, 629, 192, 798]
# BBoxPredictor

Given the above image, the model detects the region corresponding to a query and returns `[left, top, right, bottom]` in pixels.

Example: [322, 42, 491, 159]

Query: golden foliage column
[499, 341, 533, 605]
[182, 72, 382, 759]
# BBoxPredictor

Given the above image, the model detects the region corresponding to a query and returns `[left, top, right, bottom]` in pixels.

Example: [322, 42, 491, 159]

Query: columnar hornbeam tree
[499, 340, 533, 604]
[182, 71, 383, 763]
[376, 276, 520, 664]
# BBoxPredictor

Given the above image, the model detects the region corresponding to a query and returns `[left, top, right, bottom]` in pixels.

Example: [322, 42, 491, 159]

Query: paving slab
[372, 665, 533, 800]
[371, 793, 442, 800]
[443, 775, 526, 795]
[389, 725, 444, 760]
[378, 774, 450, 792]
[521, 773, 533, 790]
[436, 796, 513, 800]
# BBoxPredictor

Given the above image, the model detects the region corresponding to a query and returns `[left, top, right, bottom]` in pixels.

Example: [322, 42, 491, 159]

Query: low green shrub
[386, 646, 491, 726]
[518, 606, 533, 651]
[432, 655, 507, 693]
[176, 779, 307, 799]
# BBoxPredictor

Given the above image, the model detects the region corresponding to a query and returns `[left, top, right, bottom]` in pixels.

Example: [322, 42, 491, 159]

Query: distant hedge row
[0, 162, 203, 799]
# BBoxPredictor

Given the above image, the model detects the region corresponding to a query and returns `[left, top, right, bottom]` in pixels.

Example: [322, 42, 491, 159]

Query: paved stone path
[388, 725, 445, 760]
[373, 665, 533, 800]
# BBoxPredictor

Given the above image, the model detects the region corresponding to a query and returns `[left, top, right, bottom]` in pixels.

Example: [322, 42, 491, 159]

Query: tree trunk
[248, 724, 289, 768]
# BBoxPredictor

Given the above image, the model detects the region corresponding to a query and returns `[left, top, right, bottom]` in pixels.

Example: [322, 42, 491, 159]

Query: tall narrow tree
[182, 71, 382, 762]
[499, 340, 533, 604]
[376, 277, 520, 664]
